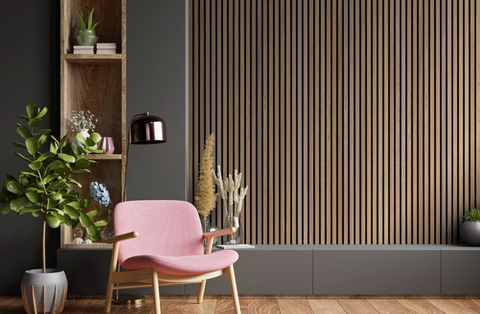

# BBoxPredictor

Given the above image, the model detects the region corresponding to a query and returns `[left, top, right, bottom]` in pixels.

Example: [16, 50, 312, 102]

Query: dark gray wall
[0, 0, 187, 295]
[0, 1, 60, 295]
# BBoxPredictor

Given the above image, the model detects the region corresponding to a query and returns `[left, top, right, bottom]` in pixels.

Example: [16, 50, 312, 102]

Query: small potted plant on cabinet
[76, 7, 99, 46]
[460, 209, 480, 246]
[0, 105, 105, 313]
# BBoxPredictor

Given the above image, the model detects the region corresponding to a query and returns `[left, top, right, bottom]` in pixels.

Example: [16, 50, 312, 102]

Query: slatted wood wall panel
[189, 0, 480, 244]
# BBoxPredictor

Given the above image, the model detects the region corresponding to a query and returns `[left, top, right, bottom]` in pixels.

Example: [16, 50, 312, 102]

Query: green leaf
[39, 174, 58, 186]
[71, 169, 90, 174]
[36, 107, 48, 119]
[94, 220, 107, 228]
[85, 137, 96, 147]
[59, 134, 69, 147]
[31, 210, 42, 218]
[86, 225, 100, 242]
[15, 153, 32, 163]
[79, 211, 92, 227]
[86, 209, 100, 217]
[20, 171, 39, 178]
[16, 125, 32, 139]
[65, 177, 82, 188]
[6, 181, 24, 195]
[75, 133, 87, 146]
[49, 193, 62, 201]
[33, 129, 51, 136]
[18, 208, 40, 215]
[28, 161, 42, 171]
[87, 7, 95, 29]
[37, 151, 54, 162]
[74, 157, 91, 168]
[26, 137, 39, 156]
[49, 210, 66, 223]
[26, 104, 39, 118]
[1, 202, 11, 216]
[25, 191, 39, 204]
[45, 214, 61, 229]
[48, 180, 68, 191]
[50, 136, 59, 153]
[27, 118, 43, 128]
[79, 12, 87, 30]
[13, 142, 27, 150]
[10, 197, 33, 212]
[89, 132, 101, 144]
[58, 153, 75, 164]
[64, 205, 80, 220]
[92, 22, 100, 31]
[37, 134, 48, 146]
[66, 201, 83, 210]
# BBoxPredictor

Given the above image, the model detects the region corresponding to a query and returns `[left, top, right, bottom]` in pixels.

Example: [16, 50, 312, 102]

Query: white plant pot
[21, 269, 68, 313]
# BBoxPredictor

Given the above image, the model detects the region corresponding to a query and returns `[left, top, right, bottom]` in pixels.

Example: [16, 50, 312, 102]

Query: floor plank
[307, 299, 347, 314]
[277, 299, 313, 314]
[184, 298, 217, 313]
[396, 299, 446, 314]
[426, 299, 479, 314]
[454, 299, 480, 313]
[214, 297, 248, 314]
[367, 299, 412, 314]
[247, 299, 281, 314]
[337, 299, 380, 314]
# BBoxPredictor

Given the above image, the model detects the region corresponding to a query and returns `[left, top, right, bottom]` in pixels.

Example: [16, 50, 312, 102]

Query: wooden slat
[189, 0, 480, 245]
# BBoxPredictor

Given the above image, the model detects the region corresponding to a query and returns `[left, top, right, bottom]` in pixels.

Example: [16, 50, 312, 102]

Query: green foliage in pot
[78, 7, 99, 31]
[464, 209, 480, 221]
[0, 105, 106, 272]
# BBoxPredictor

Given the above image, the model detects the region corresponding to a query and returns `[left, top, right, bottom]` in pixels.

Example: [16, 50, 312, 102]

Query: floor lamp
[113, 112, 167, 305]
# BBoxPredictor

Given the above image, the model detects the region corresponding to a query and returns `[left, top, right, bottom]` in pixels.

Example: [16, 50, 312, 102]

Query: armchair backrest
[113, 200, 205, 265]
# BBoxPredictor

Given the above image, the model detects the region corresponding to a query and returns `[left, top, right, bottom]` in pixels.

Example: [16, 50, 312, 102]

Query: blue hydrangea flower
[90, 181, 111, 206]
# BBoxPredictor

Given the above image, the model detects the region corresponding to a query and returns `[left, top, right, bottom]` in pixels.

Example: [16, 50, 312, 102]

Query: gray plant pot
[460, 221, 480, 246]
[21, 269, 68, 313]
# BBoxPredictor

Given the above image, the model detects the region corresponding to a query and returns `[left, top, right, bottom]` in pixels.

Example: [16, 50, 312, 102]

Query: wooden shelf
[62, 243, 113, 249]
[65, 54, 122, 64]
[86, 154, 123, 160]
[60, 0, 126, 248]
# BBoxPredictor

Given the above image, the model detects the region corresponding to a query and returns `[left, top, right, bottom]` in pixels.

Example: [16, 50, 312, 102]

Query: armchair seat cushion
[122, 250, 239, 275]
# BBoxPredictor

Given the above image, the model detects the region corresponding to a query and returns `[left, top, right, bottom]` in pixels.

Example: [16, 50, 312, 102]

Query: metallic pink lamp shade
[129, 113, 167, 144]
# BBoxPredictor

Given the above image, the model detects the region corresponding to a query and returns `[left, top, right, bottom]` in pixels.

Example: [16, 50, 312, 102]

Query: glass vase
[201, 217, 219, 246]
[223, 215, 243, 244]
[101, 209, 114, 242]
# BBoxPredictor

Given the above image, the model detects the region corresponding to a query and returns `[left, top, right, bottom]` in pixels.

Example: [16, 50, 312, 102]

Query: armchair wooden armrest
[203, 227, 236, 254]
[106, 231, 138, 244]
[203, 227, 236, 239]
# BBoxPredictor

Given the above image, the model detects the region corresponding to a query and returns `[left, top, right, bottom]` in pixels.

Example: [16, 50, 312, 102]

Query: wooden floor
[2, 295, 480, 314]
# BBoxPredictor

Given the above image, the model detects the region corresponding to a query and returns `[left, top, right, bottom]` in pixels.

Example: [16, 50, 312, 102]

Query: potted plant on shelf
[0, 105, 106, 313]
[460, 209, 480, 246]
[76, 7, 99, 46]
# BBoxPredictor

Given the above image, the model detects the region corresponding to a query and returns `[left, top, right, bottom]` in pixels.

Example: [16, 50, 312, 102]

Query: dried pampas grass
[195, 133, 217, 227]
[213, 166, 248, 217]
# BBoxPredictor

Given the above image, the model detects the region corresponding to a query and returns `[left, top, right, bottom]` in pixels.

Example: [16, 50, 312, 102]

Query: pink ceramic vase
[98, 137, 115, 154]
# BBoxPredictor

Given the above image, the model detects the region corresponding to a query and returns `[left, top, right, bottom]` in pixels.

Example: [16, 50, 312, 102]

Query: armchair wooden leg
[105, 282, 114, 313]
[152, 270, 161, 314]
[197, 280, 207, 304]
[227, 265, 241, 314]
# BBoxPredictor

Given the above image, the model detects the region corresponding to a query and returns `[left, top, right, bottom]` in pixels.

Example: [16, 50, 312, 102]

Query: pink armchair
[105, 200, 240, 313]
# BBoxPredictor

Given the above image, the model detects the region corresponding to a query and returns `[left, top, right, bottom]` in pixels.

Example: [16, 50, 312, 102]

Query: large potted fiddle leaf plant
[0, 105, 106, 313]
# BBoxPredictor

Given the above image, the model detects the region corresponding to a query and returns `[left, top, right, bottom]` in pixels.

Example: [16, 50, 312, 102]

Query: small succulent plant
[78, 7, 99, 31]
[464, 209, 480, 221]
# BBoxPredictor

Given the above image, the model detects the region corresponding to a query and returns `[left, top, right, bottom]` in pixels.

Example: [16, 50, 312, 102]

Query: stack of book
[73, 45, 94, 54]
[96, 43, 117, 54]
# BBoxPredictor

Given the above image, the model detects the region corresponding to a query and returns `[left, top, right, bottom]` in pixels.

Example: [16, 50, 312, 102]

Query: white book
[74, 50, 94, 54]
[96, 43, 116, 48]
[96, 50, 117, 54]
[73, 45, 94, 50]
[216, 244, 255, 249]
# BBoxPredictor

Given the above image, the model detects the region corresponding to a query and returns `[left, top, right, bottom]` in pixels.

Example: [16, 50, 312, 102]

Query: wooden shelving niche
[60, 0, 126, 249]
